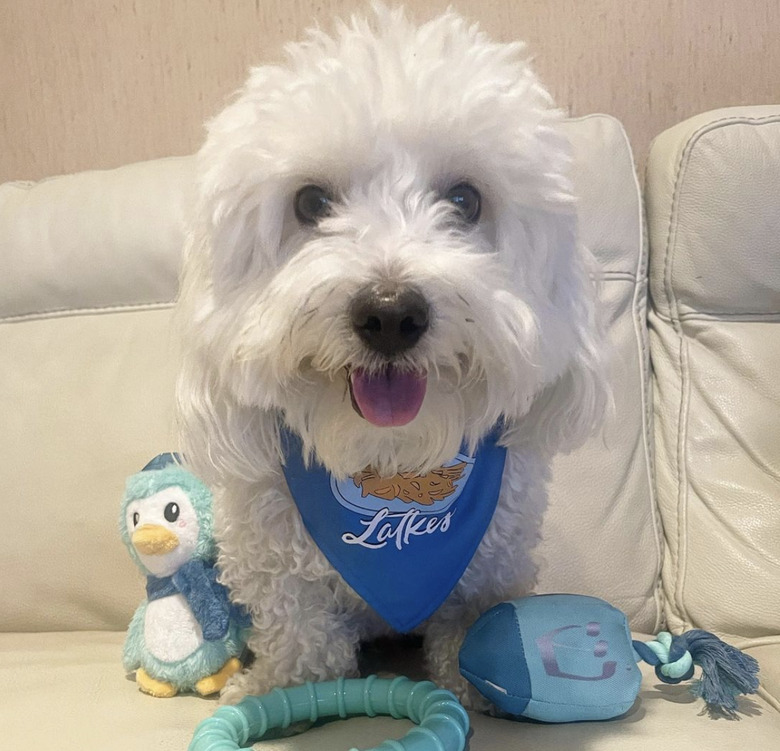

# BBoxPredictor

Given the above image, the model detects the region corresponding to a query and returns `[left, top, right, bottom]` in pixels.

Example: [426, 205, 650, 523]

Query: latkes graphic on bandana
[281, 427, 506, 632]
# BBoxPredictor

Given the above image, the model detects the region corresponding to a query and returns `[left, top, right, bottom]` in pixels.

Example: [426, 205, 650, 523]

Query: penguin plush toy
[119, 453, 250, 698]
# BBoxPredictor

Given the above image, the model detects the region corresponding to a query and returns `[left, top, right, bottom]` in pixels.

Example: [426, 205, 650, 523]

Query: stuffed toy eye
[294, 185, 333, 225]
[164, 502, 180, 523]
[445, 182, 481, 223]
[132, 511, 140, 527]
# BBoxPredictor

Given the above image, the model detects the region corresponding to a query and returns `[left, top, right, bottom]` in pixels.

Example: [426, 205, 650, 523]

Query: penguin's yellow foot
[195, 657, 243, 697]
[136, 668, 178, 698]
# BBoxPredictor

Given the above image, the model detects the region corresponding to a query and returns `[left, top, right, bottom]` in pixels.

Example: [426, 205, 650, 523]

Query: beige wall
[2, 0, 779, 183]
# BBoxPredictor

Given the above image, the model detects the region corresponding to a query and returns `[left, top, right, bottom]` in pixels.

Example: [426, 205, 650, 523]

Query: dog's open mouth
[347, 366, 427, 427]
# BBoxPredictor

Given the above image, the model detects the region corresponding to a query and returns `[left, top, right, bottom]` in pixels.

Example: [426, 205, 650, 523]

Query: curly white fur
[176, 4, 606, 707]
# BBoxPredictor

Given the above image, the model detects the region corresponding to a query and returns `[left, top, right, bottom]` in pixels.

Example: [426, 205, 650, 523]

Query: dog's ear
[196, 73, 293, 292]
[516, 240, 609, 457]
[498, 188, 610, 456]
[203, 183, 286, 293]
[175, 241, 281, 487]
[515, 339, 607, 456]
[176, 357, 280, 487]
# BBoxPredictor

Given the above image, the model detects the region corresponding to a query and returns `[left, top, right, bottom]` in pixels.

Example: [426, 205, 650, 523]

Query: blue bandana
[280, 427, 507, 633]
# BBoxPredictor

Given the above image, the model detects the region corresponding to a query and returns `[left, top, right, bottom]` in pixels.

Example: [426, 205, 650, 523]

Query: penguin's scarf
[146, 560, 248, 640]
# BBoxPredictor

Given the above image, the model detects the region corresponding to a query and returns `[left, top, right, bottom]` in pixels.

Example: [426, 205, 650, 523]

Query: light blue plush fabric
[119, 455, 250, 692]
[460, 594, 643, 722]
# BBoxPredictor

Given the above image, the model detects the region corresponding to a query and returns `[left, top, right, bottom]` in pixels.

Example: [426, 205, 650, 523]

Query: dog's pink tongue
[350, 367, 427, 427]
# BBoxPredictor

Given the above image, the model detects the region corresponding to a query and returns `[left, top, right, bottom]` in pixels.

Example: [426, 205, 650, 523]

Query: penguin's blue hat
[141, 452, 183, 472]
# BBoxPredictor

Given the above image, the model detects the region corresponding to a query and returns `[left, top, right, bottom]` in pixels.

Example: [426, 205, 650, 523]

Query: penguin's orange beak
[132, 524, 180, 556]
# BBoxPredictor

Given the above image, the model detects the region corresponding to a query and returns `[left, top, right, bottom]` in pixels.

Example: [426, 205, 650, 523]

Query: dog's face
[179, 7, 604, 481]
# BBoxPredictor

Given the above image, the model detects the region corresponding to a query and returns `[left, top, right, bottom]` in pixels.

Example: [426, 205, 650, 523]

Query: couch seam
[662, 121, 694, 631]
[619, 119, 666, 633]
[757, 686, 780, 714]
[605, 120, 664, 632]
[652, 309, 780, 322]
[0, 300, 175, 324]
[566, 113, 620, 124]
[3, 154, 193, 190]
[637, 232, 665, 633]
[599, 270, 637, 282]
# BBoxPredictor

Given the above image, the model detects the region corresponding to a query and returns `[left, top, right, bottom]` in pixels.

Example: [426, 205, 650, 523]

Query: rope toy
[634, 631, 694, 681]
[633, 630, 760, 715]
[188, 676, 469, 751]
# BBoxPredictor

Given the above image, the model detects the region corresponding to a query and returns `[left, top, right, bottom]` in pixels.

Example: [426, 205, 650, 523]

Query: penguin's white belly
[144, 595, 204, 662]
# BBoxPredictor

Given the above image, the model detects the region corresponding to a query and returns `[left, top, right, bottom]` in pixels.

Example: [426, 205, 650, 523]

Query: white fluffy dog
[177, 4, 605, 707]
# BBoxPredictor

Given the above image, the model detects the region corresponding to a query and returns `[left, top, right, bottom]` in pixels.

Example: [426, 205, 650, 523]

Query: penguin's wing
[122, 602, 147, 671]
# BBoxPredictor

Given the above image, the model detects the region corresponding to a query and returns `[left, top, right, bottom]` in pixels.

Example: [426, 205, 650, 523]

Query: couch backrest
[646, 106, 780, 638]
[0, 116, 659, 633]
[0, 158, 194, 631]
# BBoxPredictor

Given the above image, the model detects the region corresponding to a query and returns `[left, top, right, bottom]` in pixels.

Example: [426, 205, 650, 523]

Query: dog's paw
[439, 671, 494, 713]
[218, 667, 270, 705]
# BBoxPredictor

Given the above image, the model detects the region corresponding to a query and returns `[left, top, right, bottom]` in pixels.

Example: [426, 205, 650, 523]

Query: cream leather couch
[2, 106, 779, 750]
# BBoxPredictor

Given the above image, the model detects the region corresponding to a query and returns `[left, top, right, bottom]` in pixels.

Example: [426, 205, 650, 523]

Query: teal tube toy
[189, 675, 469, 751]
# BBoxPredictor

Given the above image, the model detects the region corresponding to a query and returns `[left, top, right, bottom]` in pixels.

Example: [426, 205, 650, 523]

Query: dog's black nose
[350, 285, 430, 357]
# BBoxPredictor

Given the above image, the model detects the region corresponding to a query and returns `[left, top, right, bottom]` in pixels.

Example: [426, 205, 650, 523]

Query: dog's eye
[294, 185, 333, 225]
[445, 182, 481, 224]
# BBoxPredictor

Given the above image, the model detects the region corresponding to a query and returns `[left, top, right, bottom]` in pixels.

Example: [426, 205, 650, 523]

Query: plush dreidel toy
[459, 594, 760, 722]
[120, 453, 250, 698]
